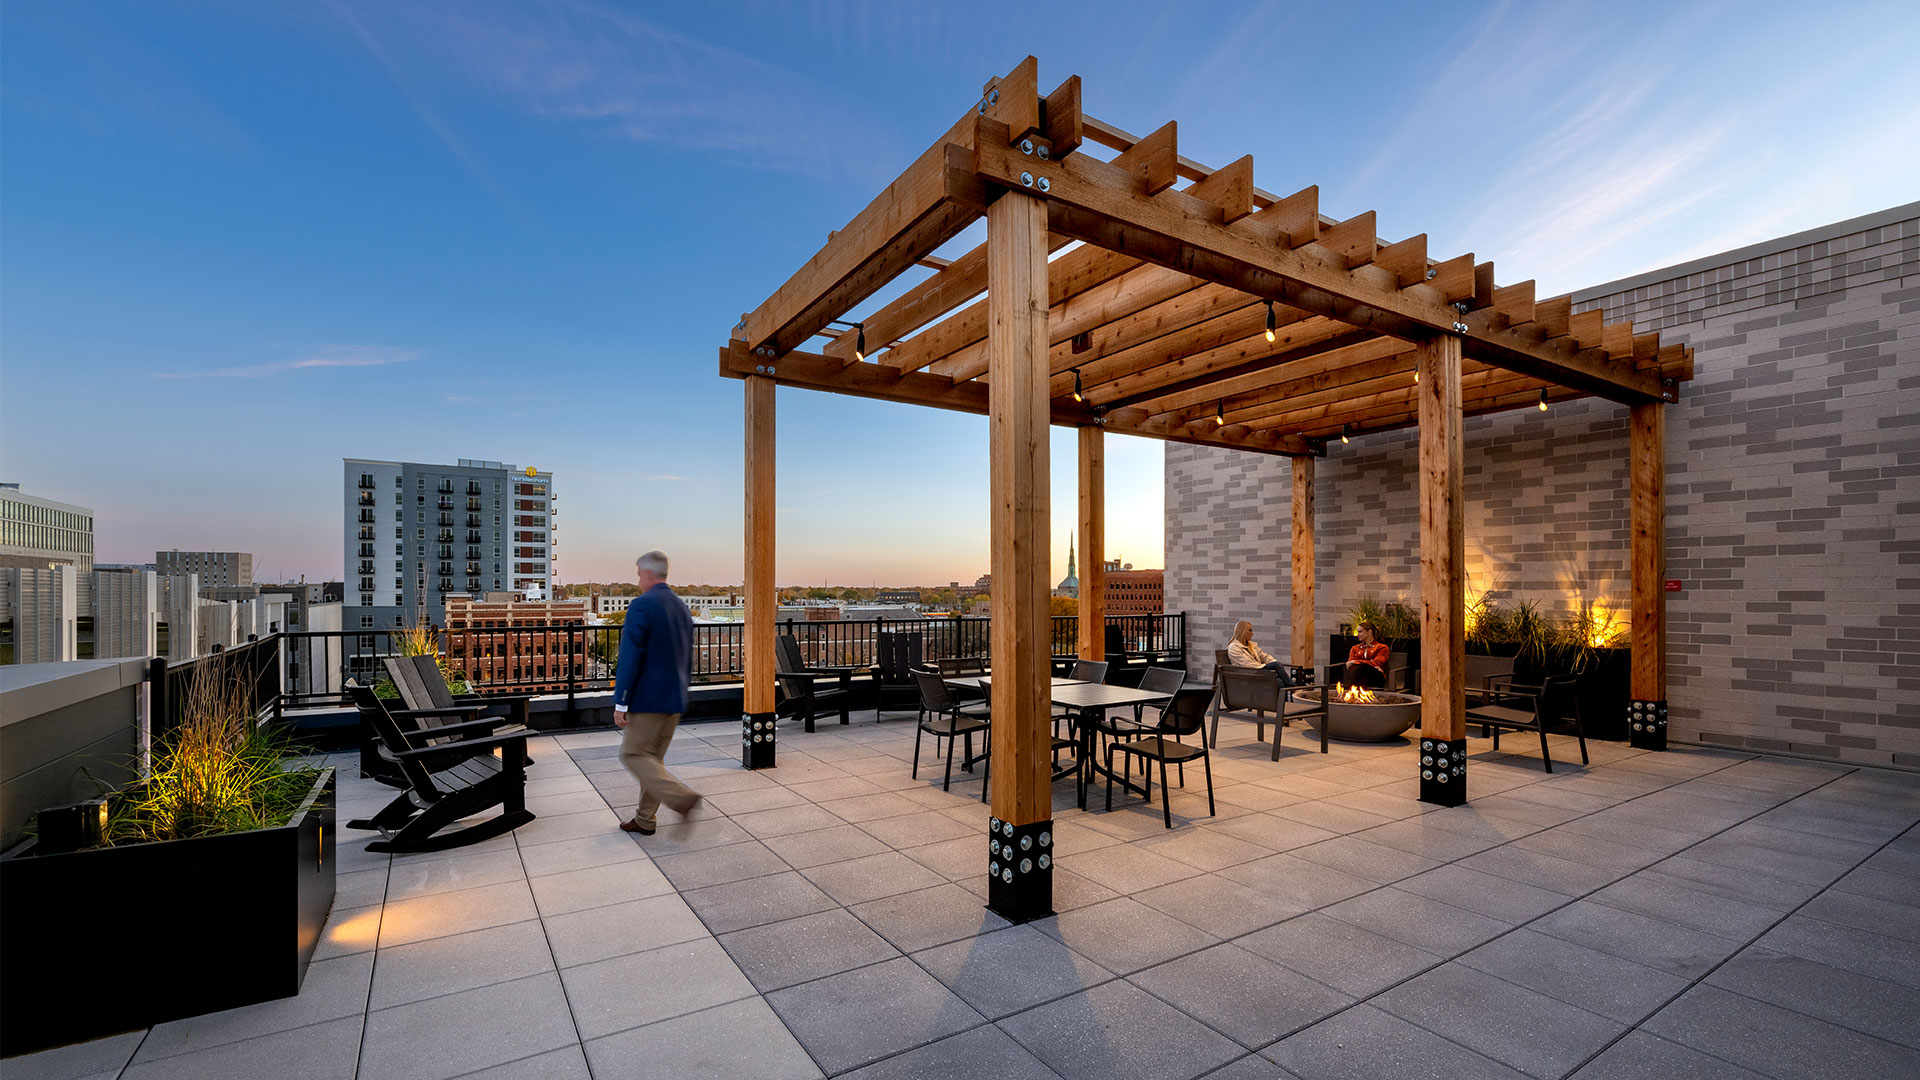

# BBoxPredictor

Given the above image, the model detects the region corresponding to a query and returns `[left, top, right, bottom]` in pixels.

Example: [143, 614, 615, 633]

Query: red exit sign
[1665, 580, 1683, 592]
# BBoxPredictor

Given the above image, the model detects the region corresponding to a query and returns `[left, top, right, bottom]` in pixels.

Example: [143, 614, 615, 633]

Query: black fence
[265, 613, 1185, 712]
[150, 636, 283, 744]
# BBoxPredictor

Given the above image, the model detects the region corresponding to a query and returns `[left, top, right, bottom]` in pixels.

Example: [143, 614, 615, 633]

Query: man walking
[613, 550, 701, 835]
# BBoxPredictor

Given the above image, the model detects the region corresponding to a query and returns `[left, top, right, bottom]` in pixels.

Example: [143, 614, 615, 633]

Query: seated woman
[1343, 621, 1390, 688]
[1227, 620, 1287, 676]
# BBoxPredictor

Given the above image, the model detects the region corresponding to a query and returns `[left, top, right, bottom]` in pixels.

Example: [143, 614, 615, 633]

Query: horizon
[6, 2, 1916, 585]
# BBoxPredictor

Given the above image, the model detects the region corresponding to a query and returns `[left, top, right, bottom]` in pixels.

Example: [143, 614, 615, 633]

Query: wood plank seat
[345, 683, 535, 854]
[359, 657, 533, 787]
[775, 634, 852, 731]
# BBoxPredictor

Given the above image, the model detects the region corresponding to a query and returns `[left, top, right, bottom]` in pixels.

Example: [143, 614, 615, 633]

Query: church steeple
[1056, 536, 1080, 598]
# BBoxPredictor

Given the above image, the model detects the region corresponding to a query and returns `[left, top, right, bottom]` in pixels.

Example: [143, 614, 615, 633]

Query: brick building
[443, 594, 588, 695]
[1165, 203, 1918, 769]
[1104, 568, 1164, 616]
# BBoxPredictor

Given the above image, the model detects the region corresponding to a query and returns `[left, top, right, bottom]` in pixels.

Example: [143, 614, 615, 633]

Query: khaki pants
[620, 712, 696, 829]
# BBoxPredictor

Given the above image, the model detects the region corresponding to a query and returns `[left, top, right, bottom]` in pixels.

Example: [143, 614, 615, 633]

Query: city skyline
[4, 2, 1916, 585]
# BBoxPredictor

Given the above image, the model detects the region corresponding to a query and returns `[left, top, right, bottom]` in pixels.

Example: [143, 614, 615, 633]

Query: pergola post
[1078, 426, 1106, 662]
[1416, 334, 1467, 806]
[985, 187, 1054, 923]
[742, 374, 777, 769]
[1291, 456, 1315, 673]
[1629, 402, 1669, 749]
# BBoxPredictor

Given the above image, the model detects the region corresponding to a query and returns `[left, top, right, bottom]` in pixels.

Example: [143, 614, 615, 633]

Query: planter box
[0, 768, 336, 1057]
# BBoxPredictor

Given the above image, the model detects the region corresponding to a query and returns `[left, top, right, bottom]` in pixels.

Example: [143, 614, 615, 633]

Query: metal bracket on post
[743, 711, 777, 769]
[1418, 737, 1467, 807]
[1628, 700, 1668, 750]
[986, 816, 1054, 923]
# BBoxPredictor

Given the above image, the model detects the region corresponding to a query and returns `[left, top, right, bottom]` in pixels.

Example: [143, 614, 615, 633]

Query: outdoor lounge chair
[873, 631, 924, 721]
[345, 683, 535, 853]
[775, 634, 851, 731]
[1463, 673, 1588, 773]
[1106, 686, 1216, 828]
[365, 657, 532, 786]
[911, 671, 991, 799]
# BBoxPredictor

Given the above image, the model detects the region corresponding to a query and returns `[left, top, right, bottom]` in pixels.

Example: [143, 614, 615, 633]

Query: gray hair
[636, 551, 670, 579]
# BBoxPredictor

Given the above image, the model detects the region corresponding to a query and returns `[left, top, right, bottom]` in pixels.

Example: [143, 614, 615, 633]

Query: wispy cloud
[641, 474, 686, 481]
[158, 344, 418, 380]
[323, 0, 903, 184]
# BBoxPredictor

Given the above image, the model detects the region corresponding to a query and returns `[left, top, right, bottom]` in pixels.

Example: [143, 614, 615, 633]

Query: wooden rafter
[725, 56, 1693, 459]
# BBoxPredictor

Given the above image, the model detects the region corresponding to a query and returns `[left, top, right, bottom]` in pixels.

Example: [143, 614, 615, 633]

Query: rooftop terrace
[14, 708, 1918, 1080]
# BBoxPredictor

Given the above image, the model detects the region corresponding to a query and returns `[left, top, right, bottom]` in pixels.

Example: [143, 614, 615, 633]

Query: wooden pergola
[722, 58, 1692, 922]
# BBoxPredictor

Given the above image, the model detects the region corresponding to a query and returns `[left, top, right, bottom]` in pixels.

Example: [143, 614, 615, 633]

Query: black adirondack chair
[346, 683, 535, 853]
[358, 658, 530, 787]
[873, 631, 924, 721]
[775, 634, 851, 731]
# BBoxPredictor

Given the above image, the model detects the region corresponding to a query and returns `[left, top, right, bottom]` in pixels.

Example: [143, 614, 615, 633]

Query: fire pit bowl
[1292, 686, 1421, 743]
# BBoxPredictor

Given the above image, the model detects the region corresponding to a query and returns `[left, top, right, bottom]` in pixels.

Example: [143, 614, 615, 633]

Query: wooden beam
[822, 232, 1074, 364]
[1185, 155, 1255, 223]
[986, 187, 1054, 920]
[738, 114, 980, 356]
[1113, 120, 1179, 196]
[982, 56, 1041, 143]
[1090, 319, 1370, 411]
[1154, 338, 1418, 425]
[1317, 211, 1378, 269]
[1417, 333, 1466, 805]
[719, 342, 1316, 456]
[1291, 456, 1315, 671]
[973, 139, 1460, 345]
[1078, 426, 1106, 662]
[1630, 401, 1667, 748]
[743, 374, 777, 767]
[1043, 75, 1083, 158]
[1375, 233, 1428, 288]
[880, 242, 1143, 375]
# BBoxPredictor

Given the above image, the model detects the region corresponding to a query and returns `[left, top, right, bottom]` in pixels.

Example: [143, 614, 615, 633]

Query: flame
[1335, 682, 1379, 704]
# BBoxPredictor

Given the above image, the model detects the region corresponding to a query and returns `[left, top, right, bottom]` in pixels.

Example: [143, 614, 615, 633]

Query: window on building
[395, 476, 403, 487]
[361, 615, 374, 628]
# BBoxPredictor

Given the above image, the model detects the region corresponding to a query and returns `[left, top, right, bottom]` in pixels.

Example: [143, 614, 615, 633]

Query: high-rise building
[342, 458, 557, 630]
[154, 550, 253, 591]
[0, 485, 94, 579]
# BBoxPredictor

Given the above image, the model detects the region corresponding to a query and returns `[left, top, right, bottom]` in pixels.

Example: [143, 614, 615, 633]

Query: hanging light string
[827, 319, 867, 361]
[1072, 368, 1085, 403]
[1539, 388, 1550, 412]
[1264, 301, 1277, 344]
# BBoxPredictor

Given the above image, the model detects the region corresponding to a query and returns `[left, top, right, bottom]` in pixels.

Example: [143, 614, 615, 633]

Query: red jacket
[1347, 641, 1389, 671]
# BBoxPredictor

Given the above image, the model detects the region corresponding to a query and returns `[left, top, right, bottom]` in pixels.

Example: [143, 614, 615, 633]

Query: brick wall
[1166, 203, 1919, 768]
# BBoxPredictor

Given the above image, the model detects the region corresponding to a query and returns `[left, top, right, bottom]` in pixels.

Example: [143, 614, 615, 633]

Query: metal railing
[258, 611, 1185, 714]
[149, 636, 284, 743]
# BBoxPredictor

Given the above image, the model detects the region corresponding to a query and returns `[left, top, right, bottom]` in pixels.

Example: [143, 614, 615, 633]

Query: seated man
[1227, 620, 1288, 678]
[1344, 621, 1390, 688]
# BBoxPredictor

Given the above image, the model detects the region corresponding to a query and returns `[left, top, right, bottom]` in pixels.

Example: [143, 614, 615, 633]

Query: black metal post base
[742, 711, 776, 769]
[1628, 700, 1668, 750]
[986, 817, 1054, 924]
[1419, 738, 1467, 807]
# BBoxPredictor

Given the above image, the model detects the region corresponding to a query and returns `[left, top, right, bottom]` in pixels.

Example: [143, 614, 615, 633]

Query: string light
[1264, 301, 1276, 344]
[856, 324, 866, 361]
[1539, 388, 1550, 412]
[1215, 400, 1226, 426]
[1072, 368, 1084, 403]
[1341, 424, 1351, 444]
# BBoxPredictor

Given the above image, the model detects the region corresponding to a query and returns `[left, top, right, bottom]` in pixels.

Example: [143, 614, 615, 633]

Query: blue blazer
[612, 584, 694, 714]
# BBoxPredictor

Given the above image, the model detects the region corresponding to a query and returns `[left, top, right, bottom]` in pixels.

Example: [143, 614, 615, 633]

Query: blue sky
[4, 1, 1916, 586]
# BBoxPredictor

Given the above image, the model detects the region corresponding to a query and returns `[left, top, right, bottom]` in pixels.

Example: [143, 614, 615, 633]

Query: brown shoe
[619, 818, 655, 835]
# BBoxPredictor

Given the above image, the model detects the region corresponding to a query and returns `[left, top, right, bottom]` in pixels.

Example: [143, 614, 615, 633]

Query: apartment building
[343, 458, 556, 631]
[154, 550, 253, 590]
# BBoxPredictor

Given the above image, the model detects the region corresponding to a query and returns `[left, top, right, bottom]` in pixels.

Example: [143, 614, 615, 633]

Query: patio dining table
[1049, 682, 1176, 809]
